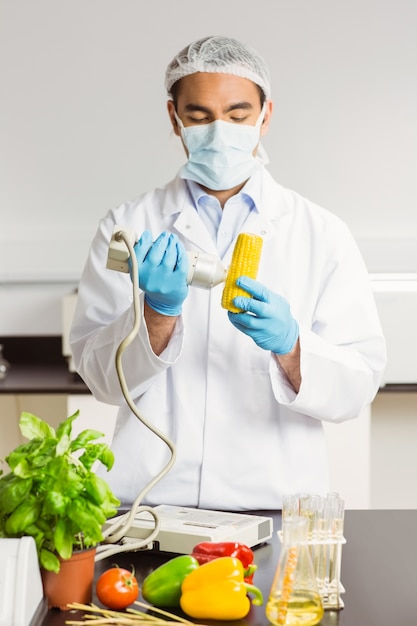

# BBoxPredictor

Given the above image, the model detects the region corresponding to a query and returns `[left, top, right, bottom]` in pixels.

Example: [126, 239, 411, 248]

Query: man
[70, 36, 386, 510]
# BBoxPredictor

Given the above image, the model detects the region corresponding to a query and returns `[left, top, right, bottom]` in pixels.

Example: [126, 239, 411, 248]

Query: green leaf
[83, 475, 120, 517]
[56, 433, 70, 456]
[54, 518, 74, 560]
[97, 446, 115, 471]
[36, 518, 53, 535]
[6, 440, 56, 477]
[84, 473, 108, 506]
[67, 498, 104, 544]
[8, 459, 32, 479]
[79, 443, 114, 471]
[65, 472, 85, 498]
[56, 411, 79, 441]
[0, 475, 32, 514]
[99, 496, 120, 519]
[0, 471, 14, 492]
[6, 441, 44, 472]
[19, 412, 55, 441]
[4, 496, 41, 535]
[70, 429, 105, 452]
[41, 490, 68, 516]
[84, 498, 106, 526]
[40, 548, 61, 573]
[23, 523, 45, 547]
[30, 440, 60, 467]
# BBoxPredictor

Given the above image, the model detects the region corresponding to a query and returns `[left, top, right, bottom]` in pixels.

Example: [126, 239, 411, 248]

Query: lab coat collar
[163, 177, 218, 253]
[163, 169, 291, 252]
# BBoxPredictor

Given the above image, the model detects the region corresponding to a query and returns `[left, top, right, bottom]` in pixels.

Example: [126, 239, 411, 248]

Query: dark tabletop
[41, 509, 417, 626]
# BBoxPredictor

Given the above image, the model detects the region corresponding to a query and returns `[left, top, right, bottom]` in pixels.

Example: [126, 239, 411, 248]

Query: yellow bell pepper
[180, 556, 263, 620]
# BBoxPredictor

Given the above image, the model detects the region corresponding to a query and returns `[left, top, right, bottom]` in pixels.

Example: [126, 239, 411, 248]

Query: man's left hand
[228, 276, 299, 355]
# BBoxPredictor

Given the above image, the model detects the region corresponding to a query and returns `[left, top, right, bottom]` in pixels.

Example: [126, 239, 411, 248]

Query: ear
[260, 100, 273, 137]
[167, 100, 181, 136]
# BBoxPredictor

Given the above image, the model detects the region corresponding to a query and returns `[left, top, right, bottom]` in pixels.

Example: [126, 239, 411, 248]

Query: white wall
[1, 0, 416, 334]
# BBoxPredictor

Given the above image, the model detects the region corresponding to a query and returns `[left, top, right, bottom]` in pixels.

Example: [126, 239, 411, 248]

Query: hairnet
[165, 36, 271, 100]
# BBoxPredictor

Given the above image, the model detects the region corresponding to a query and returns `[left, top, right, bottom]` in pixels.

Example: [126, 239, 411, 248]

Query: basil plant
[0, 411, 120, 573]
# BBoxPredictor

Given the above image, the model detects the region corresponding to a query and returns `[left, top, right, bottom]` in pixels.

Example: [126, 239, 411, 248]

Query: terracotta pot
[41, 547, 96, 610]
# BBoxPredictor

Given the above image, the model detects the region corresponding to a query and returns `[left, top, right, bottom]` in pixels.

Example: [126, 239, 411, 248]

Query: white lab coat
[70, 168, 386, 510]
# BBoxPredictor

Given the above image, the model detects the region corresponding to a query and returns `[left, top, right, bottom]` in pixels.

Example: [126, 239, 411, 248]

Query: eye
[189, 116, 210, 123]
[227, 108, 253, 123]
[229, 115, 250, 123]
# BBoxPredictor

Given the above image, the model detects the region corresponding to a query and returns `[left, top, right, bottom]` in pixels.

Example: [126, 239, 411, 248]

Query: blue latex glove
[228, 276, 299, 355]
[132, 230, 189, 316]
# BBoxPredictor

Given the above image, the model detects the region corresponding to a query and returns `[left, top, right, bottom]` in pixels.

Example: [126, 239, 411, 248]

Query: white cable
[95, 230, 176, 561]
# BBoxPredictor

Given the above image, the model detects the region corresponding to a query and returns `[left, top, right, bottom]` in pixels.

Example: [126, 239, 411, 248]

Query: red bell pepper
[191, 541, 257, 583]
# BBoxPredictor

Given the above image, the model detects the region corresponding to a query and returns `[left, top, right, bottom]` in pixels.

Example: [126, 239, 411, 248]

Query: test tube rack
[278, 531, 346, 610]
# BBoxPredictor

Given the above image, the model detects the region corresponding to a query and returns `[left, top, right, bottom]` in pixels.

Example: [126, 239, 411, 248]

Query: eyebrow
[184, 102, 254, 114]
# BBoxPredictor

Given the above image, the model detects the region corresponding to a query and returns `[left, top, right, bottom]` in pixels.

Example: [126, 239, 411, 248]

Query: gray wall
[1, 0, 416, 333]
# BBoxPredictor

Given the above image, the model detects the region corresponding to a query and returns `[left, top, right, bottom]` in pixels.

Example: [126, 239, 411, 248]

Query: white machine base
[106, 504, 274, 554]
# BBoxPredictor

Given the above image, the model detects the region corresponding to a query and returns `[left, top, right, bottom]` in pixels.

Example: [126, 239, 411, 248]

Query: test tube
[299, 494, 320, 540]
[328, 494, 345, 590]
[314, 496, 330, 596]
[282, 494, 299, 521]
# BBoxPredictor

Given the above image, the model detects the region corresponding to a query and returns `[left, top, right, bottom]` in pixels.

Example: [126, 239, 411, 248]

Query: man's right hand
[132, 230, 189, 316]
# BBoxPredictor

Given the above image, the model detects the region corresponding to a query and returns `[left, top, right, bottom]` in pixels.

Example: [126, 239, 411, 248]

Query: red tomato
[96, 566, 139, 610]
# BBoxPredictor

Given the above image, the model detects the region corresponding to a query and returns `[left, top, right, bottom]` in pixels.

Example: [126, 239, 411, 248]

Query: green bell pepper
[142, 554, 199, 607]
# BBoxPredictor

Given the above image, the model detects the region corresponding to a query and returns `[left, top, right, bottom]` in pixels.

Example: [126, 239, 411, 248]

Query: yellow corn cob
[221, 233, 263, 312]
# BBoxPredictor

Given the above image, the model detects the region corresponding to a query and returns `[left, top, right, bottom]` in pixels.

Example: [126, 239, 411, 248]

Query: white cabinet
[67, 395, 118, 445]
[0, 394, 117, 463]
[0, 394, 67, 462]
[371, 274, 417, 385]
[370, 392, 417, 508]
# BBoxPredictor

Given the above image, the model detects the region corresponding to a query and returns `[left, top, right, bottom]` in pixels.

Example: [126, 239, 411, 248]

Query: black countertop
[41, 509, 417, 626]
[0, 364, 89, 394]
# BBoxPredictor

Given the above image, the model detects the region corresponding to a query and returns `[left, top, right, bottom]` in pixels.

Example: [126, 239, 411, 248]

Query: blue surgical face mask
[175, 106, 266, 191]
